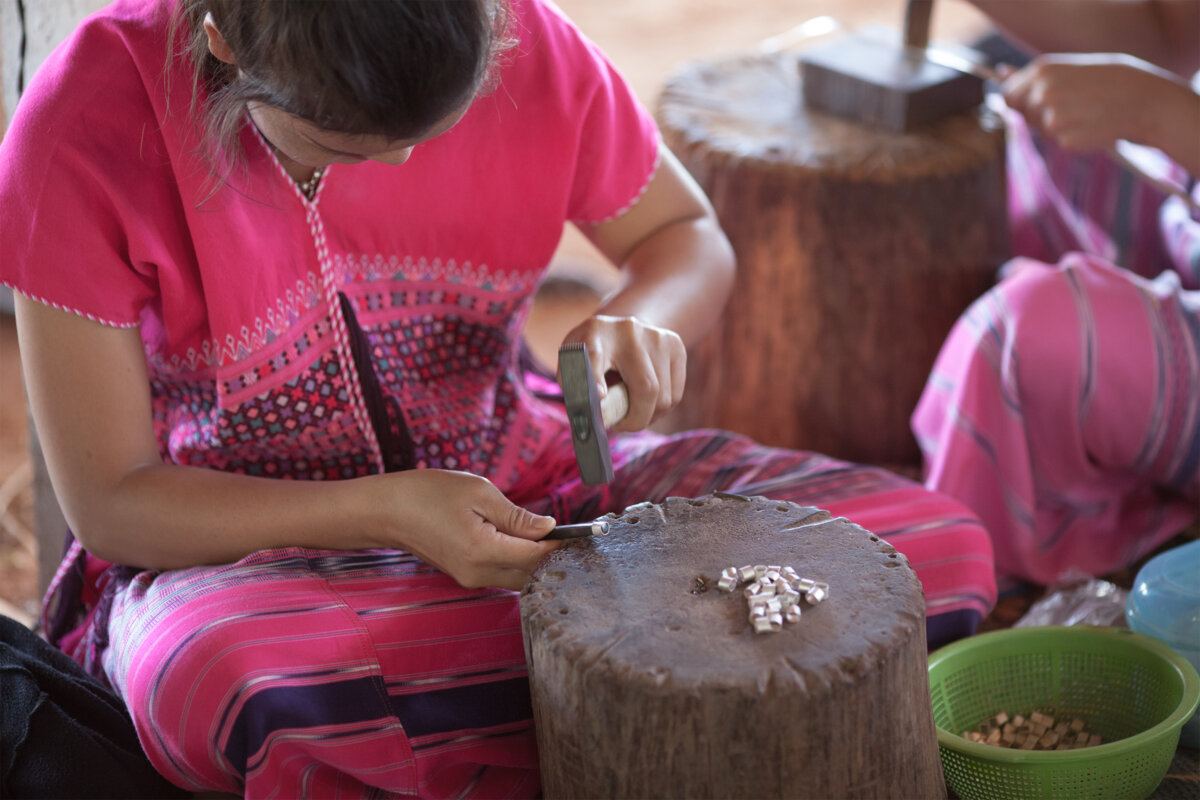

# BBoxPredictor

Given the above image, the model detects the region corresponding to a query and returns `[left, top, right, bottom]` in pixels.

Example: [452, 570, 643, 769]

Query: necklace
[297, 167, 324, 200]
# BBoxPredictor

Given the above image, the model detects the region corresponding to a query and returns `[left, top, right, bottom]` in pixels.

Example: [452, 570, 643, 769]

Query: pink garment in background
[914, 111, 1200, 586]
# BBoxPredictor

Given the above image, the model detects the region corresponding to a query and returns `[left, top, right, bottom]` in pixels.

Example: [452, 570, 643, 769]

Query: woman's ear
[202, 12, 237, 65]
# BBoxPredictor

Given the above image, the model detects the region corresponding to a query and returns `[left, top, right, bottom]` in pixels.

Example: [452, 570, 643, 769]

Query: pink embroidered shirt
[1, 0, 658, 493]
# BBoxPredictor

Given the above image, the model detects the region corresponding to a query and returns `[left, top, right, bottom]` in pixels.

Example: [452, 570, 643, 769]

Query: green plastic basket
[928, 626, 1200, 800]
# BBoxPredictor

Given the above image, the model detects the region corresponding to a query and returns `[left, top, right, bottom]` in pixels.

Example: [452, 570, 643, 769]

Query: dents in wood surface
[778, 655, 812, 694]
[616, 498, 663, 527]
[648, 665, 671, 687]
[836, 654, 868, 680]
[577, 629, 631, 674]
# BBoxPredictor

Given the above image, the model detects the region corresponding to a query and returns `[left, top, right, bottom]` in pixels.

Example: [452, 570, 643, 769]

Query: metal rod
[545, 520, 610, 540]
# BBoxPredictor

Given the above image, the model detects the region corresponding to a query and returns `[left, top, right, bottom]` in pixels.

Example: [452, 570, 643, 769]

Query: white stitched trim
[308, 206, 386, 475]
[570, 136, 663, 226]
[145, 272, 325, 372]
[331, 253, 539, 293]
[248, 115, 330, 207]
[2, 283, 139, 328]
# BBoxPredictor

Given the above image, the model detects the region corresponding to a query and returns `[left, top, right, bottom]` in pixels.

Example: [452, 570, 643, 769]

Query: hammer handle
[903, 0, 934, 50]
[601, 382, 629, 429]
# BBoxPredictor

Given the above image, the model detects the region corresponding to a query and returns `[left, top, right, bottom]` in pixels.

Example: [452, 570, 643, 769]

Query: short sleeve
[526, 0, 660, 225]
[0, 10, 165, 327]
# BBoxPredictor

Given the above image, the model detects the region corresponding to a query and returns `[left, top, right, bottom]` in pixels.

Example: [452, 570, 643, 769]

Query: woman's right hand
[371, 469, 561, 591]
[1001, 54, 1196, 155]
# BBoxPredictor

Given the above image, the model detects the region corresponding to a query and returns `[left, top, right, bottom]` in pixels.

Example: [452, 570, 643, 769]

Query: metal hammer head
[797, 23, 984, 134]
[558, 343, 614, 485]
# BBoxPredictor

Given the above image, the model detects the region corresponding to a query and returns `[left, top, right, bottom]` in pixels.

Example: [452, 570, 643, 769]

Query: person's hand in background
[1000, 54, 1200, 169]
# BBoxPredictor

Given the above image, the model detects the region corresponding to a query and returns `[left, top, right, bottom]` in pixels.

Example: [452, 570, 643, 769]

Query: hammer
[797, 0, 985, 134]
[558, 342, 629, 485]
[796, 7, 1200, 212]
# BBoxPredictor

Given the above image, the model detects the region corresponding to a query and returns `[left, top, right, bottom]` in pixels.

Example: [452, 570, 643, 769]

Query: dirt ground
[0, 0, 992, 623]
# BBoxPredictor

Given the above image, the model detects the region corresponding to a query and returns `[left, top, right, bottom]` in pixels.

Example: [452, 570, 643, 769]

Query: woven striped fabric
[913, 111, 1200, 586]
[102, 429, 996, 797]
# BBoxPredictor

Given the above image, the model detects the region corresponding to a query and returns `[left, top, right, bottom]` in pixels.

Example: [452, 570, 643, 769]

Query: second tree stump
[656, 51, 1008, 465]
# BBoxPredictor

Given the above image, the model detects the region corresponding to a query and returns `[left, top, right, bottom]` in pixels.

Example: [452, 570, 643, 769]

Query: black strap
[337, 292, 416, 474]
[0, 615, 188, 798]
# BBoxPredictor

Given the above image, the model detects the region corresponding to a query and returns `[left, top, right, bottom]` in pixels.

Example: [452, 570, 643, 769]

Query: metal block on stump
[798, 34, 984, 134]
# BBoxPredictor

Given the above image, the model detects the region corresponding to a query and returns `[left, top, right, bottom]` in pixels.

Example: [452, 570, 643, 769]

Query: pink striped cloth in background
[914, 110, 1200, 586]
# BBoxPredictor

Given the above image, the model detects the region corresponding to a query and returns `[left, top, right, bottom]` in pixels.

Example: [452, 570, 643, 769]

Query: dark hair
[171, 0, 512, 160]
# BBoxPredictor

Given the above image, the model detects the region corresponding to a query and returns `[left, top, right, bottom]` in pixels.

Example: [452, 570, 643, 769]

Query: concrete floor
[0, 0, 992, 622]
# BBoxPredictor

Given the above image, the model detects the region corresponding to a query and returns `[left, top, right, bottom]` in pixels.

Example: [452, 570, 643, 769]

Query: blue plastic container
[1126, 538, 1200, 747]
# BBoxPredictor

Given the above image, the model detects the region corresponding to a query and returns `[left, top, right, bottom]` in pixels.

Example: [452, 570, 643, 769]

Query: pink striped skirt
[95, 429, 995, 798]
[913, 111, 1200, 586]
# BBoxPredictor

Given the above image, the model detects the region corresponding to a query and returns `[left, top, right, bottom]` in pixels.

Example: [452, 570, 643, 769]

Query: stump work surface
[521, 493, 945, 799]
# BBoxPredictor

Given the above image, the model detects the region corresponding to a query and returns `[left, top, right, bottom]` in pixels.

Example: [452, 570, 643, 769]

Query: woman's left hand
[560, 314, 686, 432]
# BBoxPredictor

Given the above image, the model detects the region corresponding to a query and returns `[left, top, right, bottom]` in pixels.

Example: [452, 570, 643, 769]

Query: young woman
[2, 0, 995, 795]
[914, 0, 1200, 586]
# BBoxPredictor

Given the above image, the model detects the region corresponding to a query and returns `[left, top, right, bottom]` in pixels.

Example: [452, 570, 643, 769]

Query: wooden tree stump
[520, 493, 945, 799]
[655, 51, 1008, 465]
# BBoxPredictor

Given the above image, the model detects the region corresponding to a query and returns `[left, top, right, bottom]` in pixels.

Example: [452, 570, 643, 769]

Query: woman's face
[247, 101, 470, 171]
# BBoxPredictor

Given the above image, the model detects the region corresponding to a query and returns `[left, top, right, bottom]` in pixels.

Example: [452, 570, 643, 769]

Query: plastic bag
[1014, 571, 1129, 628]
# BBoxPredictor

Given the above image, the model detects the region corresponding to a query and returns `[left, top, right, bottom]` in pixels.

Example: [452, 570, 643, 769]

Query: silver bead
[805, 582, 829, 604]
